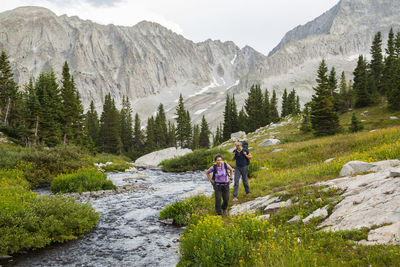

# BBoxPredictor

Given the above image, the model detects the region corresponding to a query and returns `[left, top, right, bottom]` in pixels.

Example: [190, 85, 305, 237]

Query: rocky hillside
[0, 6, 265, 126]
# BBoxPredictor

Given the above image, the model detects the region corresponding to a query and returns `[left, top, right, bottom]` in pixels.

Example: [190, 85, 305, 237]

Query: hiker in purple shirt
[206, 154, 234, 215]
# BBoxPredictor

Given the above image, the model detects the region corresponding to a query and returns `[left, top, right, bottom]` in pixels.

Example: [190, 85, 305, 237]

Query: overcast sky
[0, 0, 339, 55]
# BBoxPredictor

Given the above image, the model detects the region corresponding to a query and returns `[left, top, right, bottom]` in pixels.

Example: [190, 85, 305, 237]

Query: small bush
[22, 145, 91, 188]
[159, 194, 212, 226]
[102, 162, 132, 172]
[51, 168, 116, 193]
[160, 149, 231, 172]
[0, 173, 99, 255]
[0, 144, 28, 169]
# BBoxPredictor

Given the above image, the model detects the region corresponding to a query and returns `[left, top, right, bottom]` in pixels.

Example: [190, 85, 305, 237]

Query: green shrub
[159, 194, 212, 226]
[0, 144, 28, 169]
[22, 145, 91, 188]
[248, 160, 261, 178]
[160, 149, 231, 172]
[102, 162, 132, 172]
[0, 174, 99, 255]
[51, 168, 116, 193]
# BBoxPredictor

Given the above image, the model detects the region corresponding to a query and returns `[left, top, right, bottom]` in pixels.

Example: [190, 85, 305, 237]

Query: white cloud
[0, 0, 339, 54]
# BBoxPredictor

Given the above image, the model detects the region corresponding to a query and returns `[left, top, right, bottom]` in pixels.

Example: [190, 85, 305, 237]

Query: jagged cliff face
[0, 6, 265, 124]
[1, 0, 400, 129]
[237, 0, 400, 108]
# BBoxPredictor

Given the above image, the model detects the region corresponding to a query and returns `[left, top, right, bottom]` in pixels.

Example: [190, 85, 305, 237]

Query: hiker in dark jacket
[232, 141, 252, 201]
[206, 154, 233, 215]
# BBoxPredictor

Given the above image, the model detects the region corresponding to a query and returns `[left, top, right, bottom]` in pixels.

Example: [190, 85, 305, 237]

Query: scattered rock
[363, 222, 400, 245]
[0, 255, 12, 260]
[369, 130, 376, 133]
[361, 120, 366, 122]
[390, 116, 398, 120]
[339, 161, 376, 177]
[272, 148, 283, 153]
[158, 219, 174, 225]
[231, 131, 246, 141]
[325, 158, 335, 163]
[288, 215, 301, 225]
[230, 196, 280, 216]
[134, 147, 192, 168]
[389, 170, 400, 177]
[302, 205, 329, 224]
[264, 199, 292, 214]
[258, 139, 281, 147]
[125, 166, 138, 173]
[360, 110, 369, 117]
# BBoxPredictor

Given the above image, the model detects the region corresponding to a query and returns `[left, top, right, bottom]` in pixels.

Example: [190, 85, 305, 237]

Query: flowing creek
[3, 169, 213, 267]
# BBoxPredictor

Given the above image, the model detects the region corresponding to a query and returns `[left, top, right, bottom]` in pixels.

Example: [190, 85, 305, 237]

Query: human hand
[211, 180, 215, 185]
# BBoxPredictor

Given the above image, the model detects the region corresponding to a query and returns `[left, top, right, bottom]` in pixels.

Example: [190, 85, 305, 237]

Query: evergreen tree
[184, 110, 192, 148]
[35, 70, 63, 146]
[85, 100, 100, 148]
[245, 84, 264, 132]
[231, 95, 239, 133]
[270, 90, 280, 123]
[60, 62, 84, 145]
[295, 96, 301, 115]
[335, 71, 348, 113]
[119, 96, 134, 152]
[99, 94, 121, 153]
[192, 124, 200, 150]
[369, 32, 384, 94]
[328, 67, 338, 96]
[388, 31, 400, 111]
[155, 103, 168, 148]
[222, 94, 232, 141]
[199, 115, 210, 149]
[0, 51, 18, 127]
[349, 112, 364, 133]
[383, 28, 396, 95]
[133, 113, 145, 152]
[263, 89, 271, 125]
[310, 60, 340, 136]
[353, 55, 373, 108]
[24, 78, 40, 145]
[167, 121, 177, 147]
[237, 108, 248, 132]
[300, 106, 312, 133]
[281, 88, 288, 117]
[213, 125, 221, 147]
[287, 89, 297, 116]
[145, 116, 157, 152]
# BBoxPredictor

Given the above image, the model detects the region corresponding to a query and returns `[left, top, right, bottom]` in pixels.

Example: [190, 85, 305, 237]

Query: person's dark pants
[233, 166, 250, 197]
[213, 183, 230, 215]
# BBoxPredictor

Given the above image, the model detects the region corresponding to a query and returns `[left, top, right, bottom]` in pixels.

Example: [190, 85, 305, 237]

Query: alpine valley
[0, 0, 400, 128]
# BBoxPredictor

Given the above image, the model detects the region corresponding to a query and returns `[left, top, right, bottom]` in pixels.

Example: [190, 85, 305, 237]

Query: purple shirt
[208, 163, 231, 183]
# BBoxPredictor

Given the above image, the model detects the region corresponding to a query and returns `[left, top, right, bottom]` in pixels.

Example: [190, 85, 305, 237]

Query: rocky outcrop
[339, 161, 376, 176]
[258, 139, 281, 147]
[231, 131, 246, 141]
[134, 147, 192, 168]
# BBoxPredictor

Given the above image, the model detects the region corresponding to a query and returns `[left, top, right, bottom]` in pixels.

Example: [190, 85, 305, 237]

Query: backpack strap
[212, 164, 217, 181]
[224, 162, 230, 179]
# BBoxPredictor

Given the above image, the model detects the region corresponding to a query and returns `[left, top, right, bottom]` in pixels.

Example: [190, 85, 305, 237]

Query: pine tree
[237, 108, 248, 132]
[300, 106, 312, 133]
[119, 96, 134, 152]
[335, 71, 348, 113]
[24, 78, 40, 145]
[199, 115, 210, 148]
[99, 94, 121, 153]
[245, 84, 264, 132]
[231, 95, 239, 133]
[281, 88, 288, 117]
[155, 103, 168, 148]
[270, 90, 280, 123]
[184, 110, 192, 148]
[133, 113, 145, 152]
[222, 94, 232, 141]
[145, 116, 157, 152]
[389, 31, 400, 111]
[0, 51, 18, 127]
[167, 121, 177, 147]
[328, 67, 338, 96]
[295, 96, 301, 115]
[85, 100, 100, 148]
[353, 55, 372, 108]
[263, 89, 271, 125]
[383, 28, 396, 95]
[310, 60, 340, 136]
[60, 62, 84, 145]
[369, 32, 384, 94]
[349, 112, 364, 133]
[287, 89, 297, 116]
[192, 124, 200, 150]
[35, 70, 63, 146]
[175, 94, 189, 148]
[213, 125, 221, 147]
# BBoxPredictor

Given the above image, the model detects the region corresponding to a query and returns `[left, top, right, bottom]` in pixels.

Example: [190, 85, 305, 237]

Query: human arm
[228, 166, 234, 184]
[243, 149, 252, 160]
[206, 169, 215, 184]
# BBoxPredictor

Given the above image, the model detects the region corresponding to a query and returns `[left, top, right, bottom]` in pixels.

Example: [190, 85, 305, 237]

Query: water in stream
[3, 169, 214, 267]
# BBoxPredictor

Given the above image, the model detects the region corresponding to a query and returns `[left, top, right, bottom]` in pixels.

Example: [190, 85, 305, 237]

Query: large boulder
[258, 139, 280, 147]
[339, 161, 376, 176]
[134, 147, 192, 168]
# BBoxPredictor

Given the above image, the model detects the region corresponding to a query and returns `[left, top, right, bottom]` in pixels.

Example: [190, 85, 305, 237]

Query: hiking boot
[232, 197, 238, 202]
[222, 210, 227, 215]
[244, 193, 250, 198]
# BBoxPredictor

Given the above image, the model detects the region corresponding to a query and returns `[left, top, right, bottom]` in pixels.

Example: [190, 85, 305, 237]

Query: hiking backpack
[212, 162, 230, 181]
